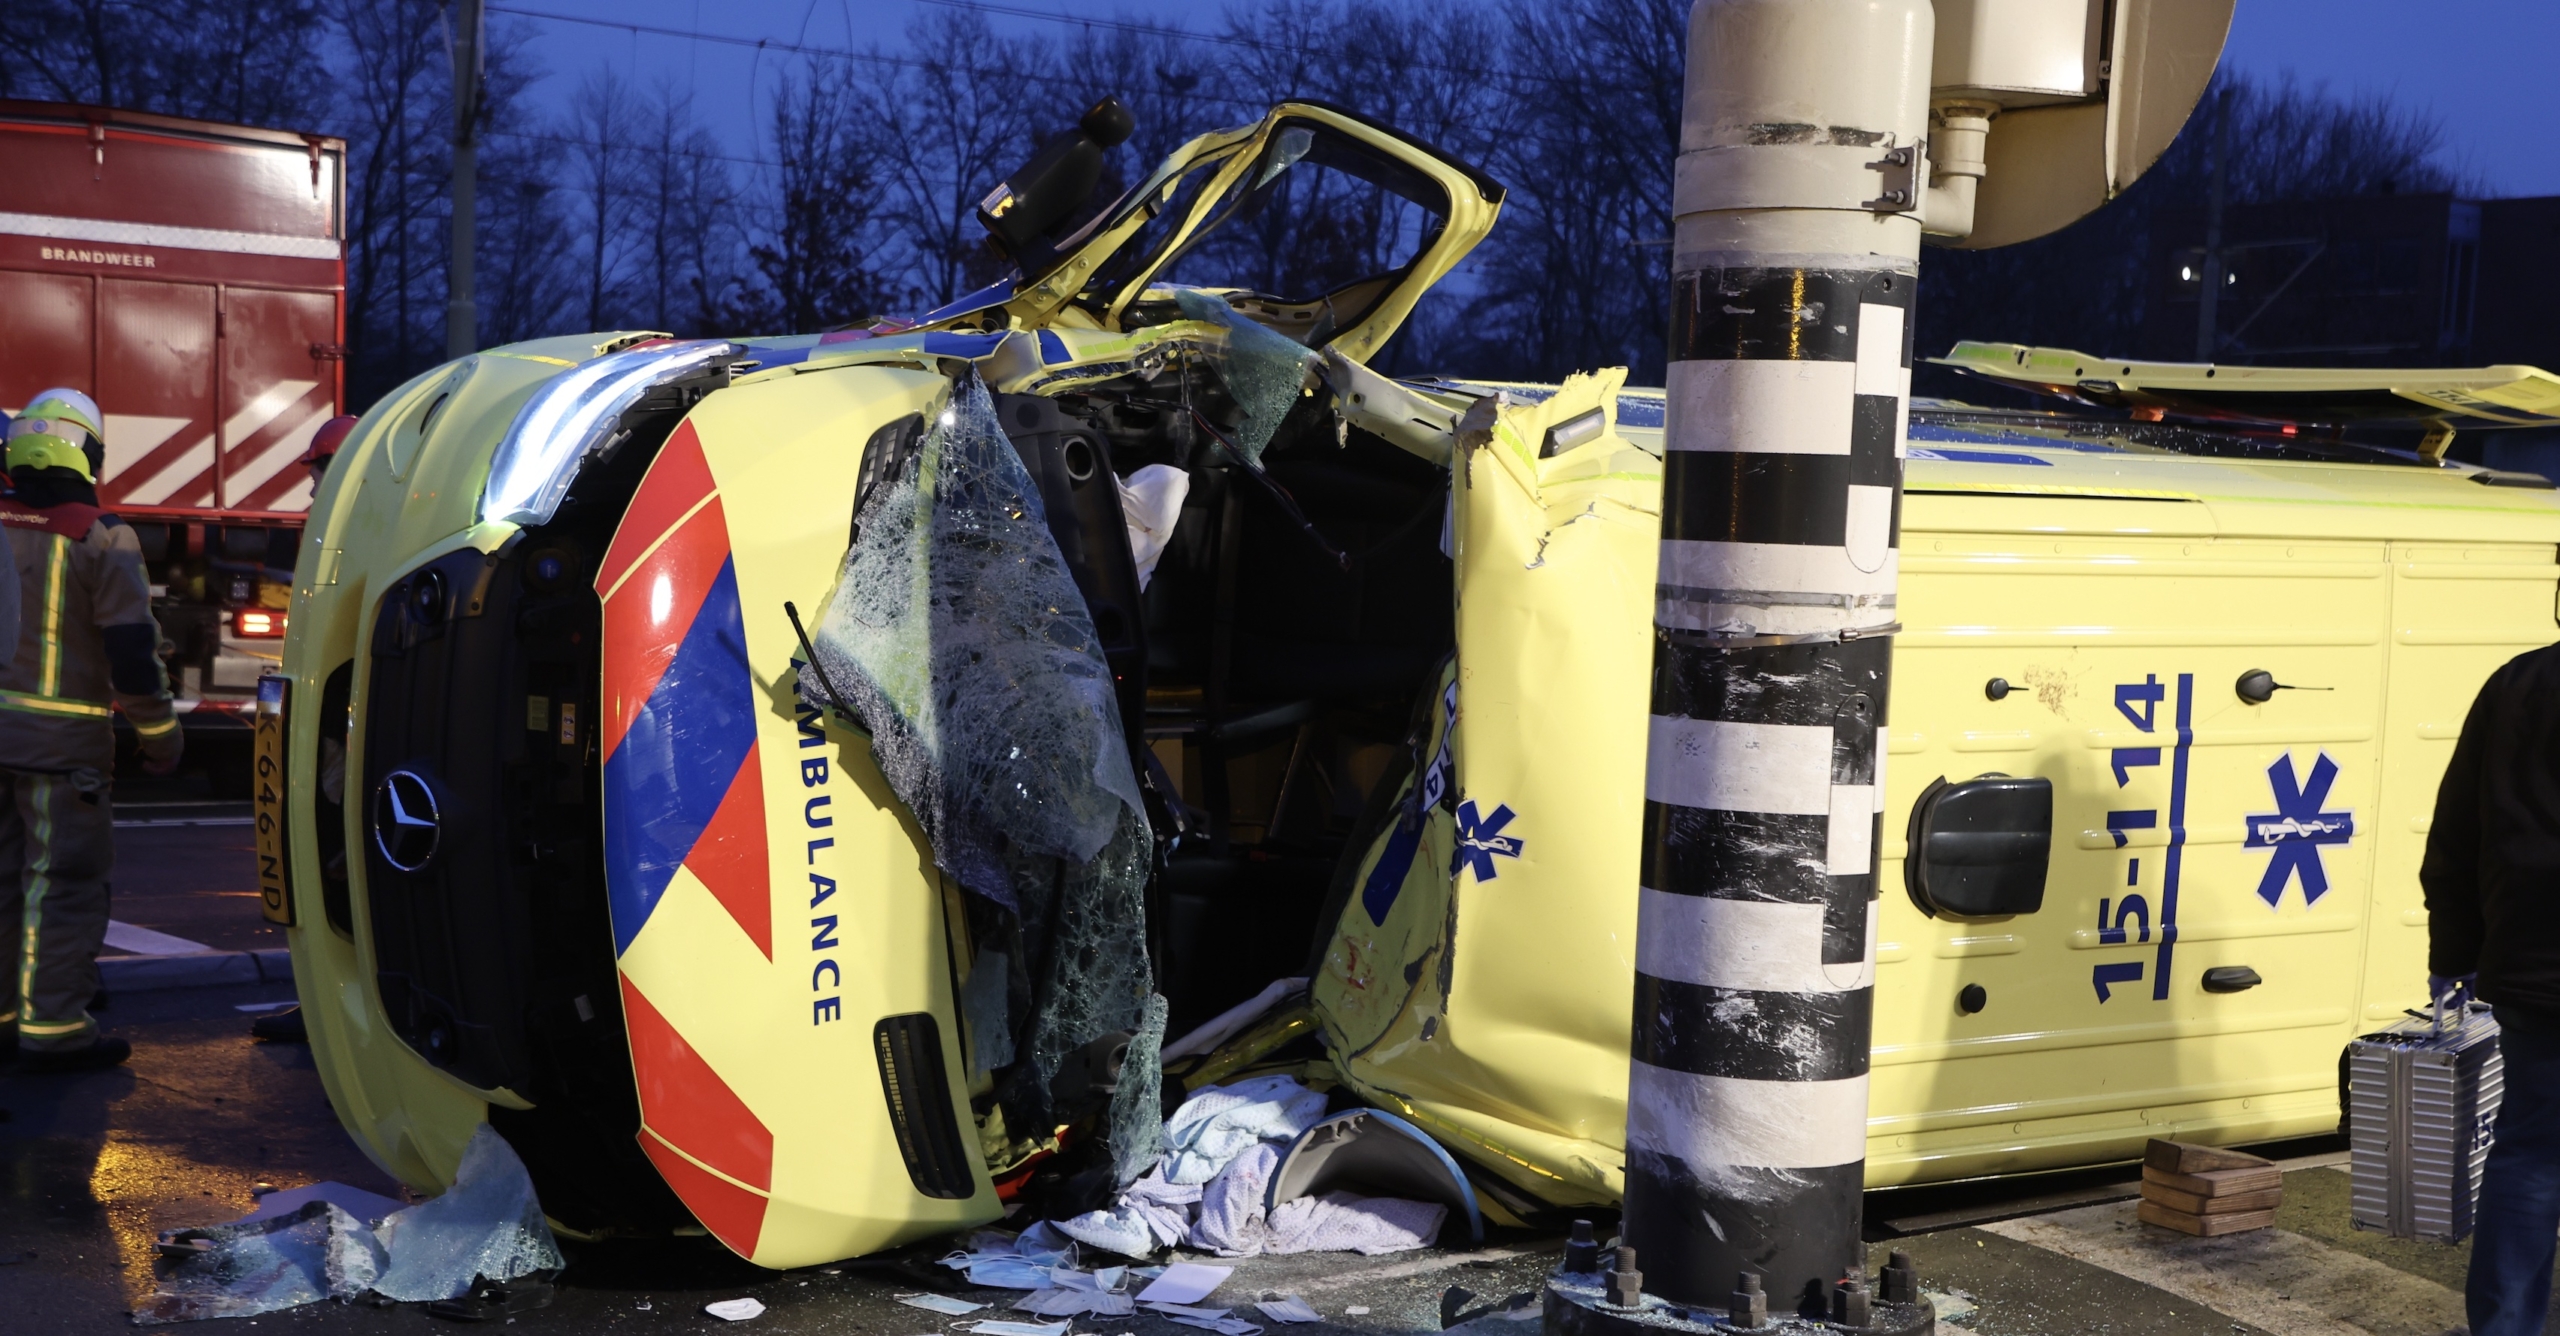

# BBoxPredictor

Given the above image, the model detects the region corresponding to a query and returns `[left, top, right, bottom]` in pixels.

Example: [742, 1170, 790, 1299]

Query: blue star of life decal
[1451, 799, 1525, 882]
[2243, 751, 2354, 907]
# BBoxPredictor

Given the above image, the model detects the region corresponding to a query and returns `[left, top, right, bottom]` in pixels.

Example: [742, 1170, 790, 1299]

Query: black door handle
[2203, 966, 2263, 993]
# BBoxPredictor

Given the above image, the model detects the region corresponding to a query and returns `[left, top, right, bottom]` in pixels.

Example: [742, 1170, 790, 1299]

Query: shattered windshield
[1095, 118, 1452, 341]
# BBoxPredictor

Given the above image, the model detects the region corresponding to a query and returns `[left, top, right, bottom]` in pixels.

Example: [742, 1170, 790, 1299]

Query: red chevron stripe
[685, 741, 774, 960]
[638, 1127, 769, 1259]
[619, 973, 775, 1192]
[597, 420, 716, 597]
[599, 496, 731, 764]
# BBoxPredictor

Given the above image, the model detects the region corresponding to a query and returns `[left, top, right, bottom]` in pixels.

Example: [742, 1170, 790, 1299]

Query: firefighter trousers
[0, 767, 113, 1052]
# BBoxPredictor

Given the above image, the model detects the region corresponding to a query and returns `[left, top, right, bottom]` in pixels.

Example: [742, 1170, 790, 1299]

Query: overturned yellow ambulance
[274, 101, 2560, 1266]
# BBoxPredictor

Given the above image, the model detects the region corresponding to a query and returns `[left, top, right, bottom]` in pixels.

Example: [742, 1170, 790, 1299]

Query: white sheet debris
[1135, 1262, 1233, 1305]
[899, 1294, 989, 1315]
[1254, 1296, 1323, 1324]
[369, 1125, 565, 1301]
[705, 1298, 766, 1321]
[966, 1320, 1072, 1336]
[135, 1125, 560, 1322]
[1163, 1076, 1330, 1185]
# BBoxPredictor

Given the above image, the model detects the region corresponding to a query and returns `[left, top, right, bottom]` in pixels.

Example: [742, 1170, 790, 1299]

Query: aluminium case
[2348, 1003, 2503, 1242]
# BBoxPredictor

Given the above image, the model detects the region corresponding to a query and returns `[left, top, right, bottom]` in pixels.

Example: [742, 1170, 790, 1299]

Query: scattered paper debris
[1136, 1262, 1232, 1305]
[1255, 1296, 1322, 1324]
[1925, 1289, 1979, 1326]
[1017, 1288, 1135, 1317]
[898, 1293, 988, 1315]
[966, 1320, 1072, 1336]
[234, 1182, 405, 1228]
[706, 1298, 766, 1321]
[1169, 1317, 1262, 1336]
[1345, 1307, 1371, 1316]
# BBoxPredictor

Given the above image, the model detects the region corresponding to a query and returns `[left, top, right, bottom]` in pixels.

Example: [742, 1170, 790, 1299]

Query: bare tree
[866, 11, 1044, 307]
[322, 0, 447, 402]
[566, 67, 641, 332]
[1458, 0, 1686, 382]
[751, 64, 896, 333]
[1912, 70, 2470, 389]
[633, 81, 751, 337]
[0, 0, 328, 126]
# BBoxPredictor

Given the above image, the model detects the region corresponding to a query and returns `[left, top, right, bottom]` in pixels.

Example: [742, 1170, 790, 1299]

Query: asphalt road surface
[6, 810, 2543, 1334]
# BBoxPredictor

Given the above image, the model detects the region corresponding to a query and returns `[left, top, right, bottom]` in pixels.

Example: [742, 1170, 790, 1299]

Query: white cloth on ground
[1186, 1141, 1281, 1256]
[939, 1224, 1077, 1288]
[1054, 1169, 1201, 1258]
[1264, 1191, 1445, 1255]
[1162, 1075, 1330, 1185]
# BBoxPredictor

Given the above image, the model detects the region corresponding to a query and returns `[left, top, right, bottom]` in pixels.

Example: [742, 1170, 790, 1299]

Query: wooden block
[2144, 1139, 2274, 1174]
[2141, 1181, 2283, 1215]
[2139, 1198, 2278, 1236]
[2143, 1163, 2282, 1198]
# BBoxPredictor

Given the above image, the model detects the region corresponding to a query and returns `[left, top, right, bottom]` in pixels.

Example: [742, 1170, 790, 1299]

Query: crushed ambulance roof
[1937, 339, 2560, 427]
[1606, 386, 2560, 544]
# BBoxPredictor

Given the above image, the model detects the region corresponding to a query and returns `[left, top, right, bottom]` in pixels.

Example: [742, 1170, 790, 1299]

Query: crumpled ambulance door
[992, 102, 1504, 365]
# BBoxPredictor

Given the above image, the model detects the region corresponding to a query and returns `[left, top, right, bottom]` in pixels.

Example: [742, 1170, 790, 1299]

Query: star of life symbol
[2243, 751, 2354, 907]
[1450, 799, 1525, 882]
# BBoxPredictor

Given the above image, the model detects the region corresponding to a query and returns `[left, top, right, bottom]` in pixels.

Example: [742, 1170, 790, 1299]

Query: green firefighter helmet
[7, 387, 106, 482]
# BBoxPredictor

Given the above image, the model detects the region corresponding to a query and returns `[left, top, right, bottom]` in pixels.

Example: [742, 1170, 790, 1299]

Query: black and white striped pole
[1551, 0, 1934, 1331]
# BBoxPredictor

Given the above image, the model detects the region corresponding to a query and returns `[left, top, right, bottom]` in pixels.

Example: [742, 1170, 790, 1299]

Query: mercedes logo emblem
[373, 769, 442, 872]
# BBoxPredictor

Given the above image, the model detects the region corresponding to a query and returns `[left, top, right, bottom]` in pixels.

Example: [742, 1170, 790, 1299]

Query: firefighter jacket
[0, 498, 179, 774]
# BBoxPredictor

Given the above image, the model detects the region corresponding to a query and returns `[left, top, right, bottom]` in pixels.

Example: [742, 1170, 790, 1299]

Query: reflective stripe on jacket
[0, 498, 175, 772]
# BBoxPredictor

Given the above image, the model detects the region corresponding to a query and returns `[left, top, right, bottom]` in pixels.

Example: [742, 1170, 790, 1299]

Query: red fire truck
[0, 99, 346, 793]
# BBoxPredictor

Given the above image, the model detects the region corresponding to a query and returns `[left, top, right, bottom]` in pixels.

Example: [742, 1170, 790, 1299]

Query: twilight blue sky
[497, 0, 2560, 198]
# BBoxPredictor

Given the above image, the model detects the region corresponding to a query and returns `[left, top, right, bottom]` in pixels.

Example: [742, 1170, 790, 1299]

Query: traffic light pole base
[1542, 1272, 1933, 1336]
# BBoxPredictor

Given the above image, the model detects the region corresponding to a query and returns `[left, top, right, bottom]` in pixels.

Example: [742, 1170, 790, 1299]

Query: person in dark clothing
[2422, 640, 2560, 1336]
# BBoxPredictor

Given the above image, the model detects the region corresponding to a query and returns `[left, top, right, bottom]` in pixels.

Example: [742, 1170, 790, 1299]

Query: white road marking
[102, 920, 211, 956]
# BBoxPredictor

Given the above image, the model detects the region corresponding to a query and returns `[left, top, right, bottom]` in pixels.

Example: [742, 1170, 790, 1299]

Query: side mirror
[1905, 774, 2052, 919]
[978, 97, 1136, 274]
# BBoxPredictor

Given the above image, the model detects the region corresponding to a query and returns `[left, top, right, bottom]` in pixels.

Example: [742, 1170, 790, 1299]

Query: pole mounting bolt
[1564, 1220, 1600, 1274]
[1605, 1248, 1644, 1308]
[1727, 1272, 1769, 1330]
[1830, 1272, 1874, 1329]
[1866, 143, 1920, 213]
[1880, 1251, 1920, 1306]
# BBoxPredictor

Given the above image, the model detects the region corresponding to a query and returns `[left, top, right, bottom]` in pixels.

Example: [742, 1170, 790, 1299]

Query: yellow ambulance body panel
[1318, 382, 2560, 1209]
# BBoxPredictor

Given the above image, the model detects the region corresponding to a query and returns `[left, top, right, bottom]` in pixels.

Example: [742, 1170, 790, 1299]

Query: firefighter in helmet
[1, 388, 180, 1073]
[304, 414, 358, 489]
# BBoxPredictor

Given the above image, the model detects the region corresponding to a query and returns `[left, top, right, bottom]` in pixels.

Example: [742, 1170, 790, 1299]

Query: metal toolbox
[2347, 1000, 2504, 1242]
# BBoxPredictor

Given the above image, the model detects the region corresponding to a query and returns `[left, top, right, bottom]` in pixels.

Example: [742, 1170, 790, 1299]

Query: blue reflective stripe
[921, 331, 1009, 360]
[601, 558, 758, 956]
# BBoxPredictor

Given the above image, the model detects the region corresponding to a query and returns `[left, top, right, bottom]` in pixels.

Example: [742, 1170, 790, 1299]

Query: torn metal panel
[1312, 371, 1660, 1209]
